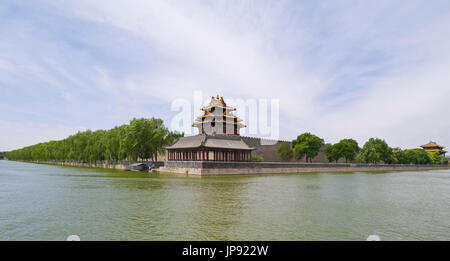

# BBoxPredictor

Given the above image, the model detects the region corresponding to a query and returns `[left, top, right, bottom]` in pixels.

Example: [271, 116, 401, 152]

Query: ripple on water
[0, 161, 449, 240]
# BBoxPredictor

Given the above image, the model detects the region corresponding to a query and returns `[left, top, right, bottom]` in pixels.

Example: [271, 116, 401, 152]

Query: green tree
[102, 126, 123, 162]
[324, 144, 341, 163]
[428, 152, 443, 164]
[250, 154, 264, 162]
[292, 133, 325, 163]
[358, 138, 393, 164]
[164, 131, 184, 146]
[5, 117, 174, 164]
[403, 149, 431, 164]
[392, 147, 407, 164]
[335, 139, 359, 163]
[123, 118, 164, 161]
[277, 142, 293, 161]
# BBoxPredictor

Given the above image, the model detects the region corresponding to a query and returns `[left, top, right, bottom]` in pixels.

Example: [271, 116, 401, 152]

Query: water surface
[0, 160, 449, 240]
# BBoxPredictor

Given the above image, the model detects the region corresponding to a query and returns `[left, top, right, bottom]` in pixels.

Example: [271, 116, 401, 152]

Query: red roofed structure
[420, 141, 447, 156]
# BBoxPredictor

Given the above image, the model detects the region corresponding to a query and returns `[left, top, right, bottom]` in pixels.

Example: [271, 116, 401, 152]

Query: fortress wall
[241, 136, 350, 163]
[160, 161, 450, 175]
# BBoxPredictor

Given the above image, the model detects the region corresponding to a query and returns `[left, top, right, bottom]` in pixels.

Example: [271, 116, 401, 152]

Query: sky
[1, 0, 450, 151]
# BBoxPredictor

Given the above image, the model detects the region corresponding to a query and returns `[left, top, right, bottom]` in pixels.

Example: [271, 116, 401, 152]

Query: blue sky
[1, 0, 450, 151]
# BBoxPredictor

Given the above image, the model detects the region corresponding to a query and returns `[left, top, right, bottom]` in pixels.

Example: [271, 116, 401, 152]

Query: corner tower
[193, 95, 245, 135]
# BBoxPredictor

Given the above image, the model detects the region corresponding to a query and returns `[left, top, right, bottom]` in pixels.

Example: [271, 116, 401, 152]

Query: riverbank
[13, 160, 164, 171]
[160, 161, 450, 175]
[8, 160, 450, 175]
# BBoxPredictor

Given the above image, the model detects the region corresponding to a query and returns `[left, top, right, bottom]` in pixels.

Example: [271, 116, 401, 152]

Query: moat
[0, 160, 449, 240]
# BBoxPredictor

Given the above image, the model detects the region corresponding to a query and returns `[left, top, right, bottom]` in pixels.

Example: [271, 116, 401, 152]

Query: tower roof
[200, 95, 236, 111]
[193, 95, 246, 129]
[164, 134, 254, 150]
[420, 141, 445, 149]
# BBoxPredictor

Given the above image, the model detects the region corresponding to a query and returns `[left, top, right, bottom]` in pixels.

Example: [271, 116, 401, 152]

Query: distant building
[420, 141, 447, 157]
[165, 96, 254, 161]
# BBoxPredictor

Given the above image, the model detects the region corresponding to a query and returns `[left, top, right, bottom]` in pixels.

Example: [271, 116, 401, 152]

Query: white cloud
[62, 0, 324, 115]
[1, 0, 449, 150]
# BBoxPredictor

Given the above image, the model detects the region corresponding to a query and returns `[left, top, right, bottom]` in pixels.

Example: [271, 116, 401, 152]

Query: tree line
[5, 118, 183, 163]
[277, 133, 448, 165]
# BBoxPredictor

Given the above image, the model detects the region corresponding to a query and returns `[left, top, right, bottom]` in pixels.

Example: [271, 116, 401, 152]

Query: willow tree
[5, 117, 180, 163]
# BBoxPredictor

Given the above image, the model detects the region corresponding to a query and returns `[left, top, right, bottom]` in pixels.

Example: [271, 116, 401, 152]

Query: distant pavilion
[421, 141, 447, 157]
[165, 95, 254, 161]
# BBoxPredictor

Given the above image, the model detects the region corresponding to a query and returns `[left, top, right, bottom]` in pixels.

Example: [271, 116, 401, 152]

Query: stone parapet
[160, 161, 450, 175]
